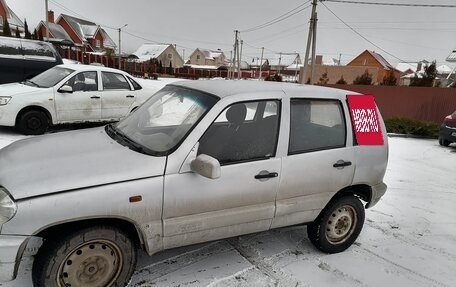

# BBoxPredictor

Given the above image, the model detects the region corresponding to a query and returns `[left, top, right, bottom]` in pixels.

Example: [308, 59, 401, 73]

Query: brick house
[346, 50, 400, 84]
[187, 48, 227, 67]
[36, 11, 74, 46]
[52, 13, 116, 53]
[0, 0, 24, 35]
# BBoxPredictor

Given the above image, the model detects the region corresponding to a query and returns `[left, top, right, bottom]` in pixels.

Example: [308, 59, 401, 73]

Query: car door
[100, 71, 136, 121]
[162, 99, 282, 249]
[55, 71, 101, 122]
[271, 97, 356, 229]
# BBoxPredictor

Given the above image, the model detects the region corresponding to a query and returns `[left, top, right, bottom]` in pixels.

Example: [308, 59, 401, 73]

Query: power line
[320, 1, 407, 63]
[241, 1, 312, 33]
[324, 0, 456, 8]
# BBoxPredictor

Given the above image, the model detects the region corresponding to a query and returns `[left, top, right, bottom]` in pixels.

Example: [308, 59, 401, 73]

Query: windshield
[26, 66, 74, 88]
[112, 86, 218, 155]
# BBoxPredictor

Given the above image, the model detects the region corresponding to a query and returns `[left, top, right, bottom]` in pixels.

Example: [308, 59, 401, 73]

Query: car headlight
[0, 97, 11, 105]
[0, 187, 17, 224]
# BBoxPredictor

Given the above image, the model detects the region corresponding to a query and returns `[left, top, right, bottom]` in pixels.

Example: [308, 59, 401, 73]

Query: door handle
[255, 172, 278, 179]
[333, 160, 352, 168]
[90, 95, 100, 99]
[126, 95, 135, 98]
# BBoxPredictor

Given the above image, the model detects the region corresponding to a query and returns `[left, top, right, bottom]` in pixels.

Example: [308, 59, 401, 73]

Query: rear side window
[102, 72, 131, 90]
[127, 76, 142, 90]
[0, 38, 23, 59]
[289, 99, 346, 154]
[22, 41, 56, 61]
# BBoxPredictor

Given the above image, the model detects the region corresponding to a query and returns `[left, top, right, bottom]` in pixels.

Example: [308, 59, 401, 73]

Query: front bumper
[366, 182, 387, 208]
[0, 105, 17, 127]
[0, 235, 30, 282]
[439, 125, 456, 143]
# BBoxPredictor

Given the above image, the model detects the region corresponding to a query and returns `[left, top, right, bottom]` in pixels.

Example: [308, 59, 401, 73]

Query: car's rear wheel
[438, 137, 450, 147]
[307, 195, 365, 253]
[32, 225, 137, 287]
[17, 110, 49, 135]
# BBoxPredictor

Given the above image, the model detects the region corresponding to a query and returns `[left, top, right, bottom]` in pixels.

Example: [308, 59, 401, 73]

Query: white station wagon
[0, 64, 160, 135]
[0, 81, 388, 287]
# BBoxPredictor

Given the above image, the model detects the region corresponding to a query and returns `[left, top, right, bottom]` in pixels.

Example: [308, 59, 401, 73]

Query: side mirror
[58, 85, 73, 93]
[190, 154, 221, 179]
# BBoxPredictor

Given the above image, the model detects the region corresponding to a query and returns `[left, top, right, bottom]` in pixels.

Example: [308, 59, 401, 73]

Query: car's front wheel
[32, 225, 137, 287]
[17, 110, 49, 135]
[307, 195, 365, 253]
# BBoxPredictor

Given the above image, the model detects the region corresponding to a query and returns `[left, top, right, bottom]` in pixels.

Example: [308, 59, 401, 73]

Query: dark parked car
[0, 36, 63, 84]
[439, 111, 456, 146]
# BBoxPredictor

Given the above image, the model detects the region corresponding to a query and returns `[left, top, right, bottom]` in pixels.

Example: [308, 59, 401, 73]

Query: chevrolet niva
[0, 80, 388, 287]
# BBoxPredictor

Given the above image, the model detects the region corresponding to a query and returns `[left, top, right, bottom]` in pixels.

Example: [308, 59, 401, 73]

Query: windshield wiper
[24, 79, 42, 88]
[106, 124, 149, 154]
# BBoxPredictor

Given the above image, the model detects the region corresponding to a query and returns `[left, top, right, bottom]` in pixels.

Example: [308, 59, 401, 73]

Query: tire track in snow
[227, 237, 302, 287]
[354, 244, 451, 287]
[130, 241, 233, 286]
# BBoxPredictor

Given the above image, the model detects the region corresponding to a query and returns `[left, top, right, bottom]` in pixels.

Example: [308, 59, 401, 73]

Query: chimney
[417, 62, 422, 72]
[315, 55, 323, 65]
[47, 10, 54, 23]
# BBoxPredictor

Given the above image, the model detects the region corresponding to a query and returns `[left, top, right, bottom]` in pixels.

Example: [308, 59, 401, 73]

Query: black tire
[307, 195, 365, 254]
[439, 137, 450, 147]
[32, 225, 137, 287]
[17, 110, 49, 135]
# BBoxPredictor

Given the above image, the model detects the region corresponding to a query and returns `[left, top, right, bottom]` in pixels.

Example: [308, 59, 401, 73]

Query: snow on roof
[100, 29, 116, 49]
[197, 48, 224, 60]
[185, 64, 219, 70]
[446, 49, 456, 63]
[0, 0, 25, 29]
[268, 53, 301, 67]
[396, 62, 430, 73]
[40, 21, 73, 42]
[81, 24, 99, 38]
[368, 51, 394, 70]
[437, 64, 454, 74]
[131, 44, 170, 62]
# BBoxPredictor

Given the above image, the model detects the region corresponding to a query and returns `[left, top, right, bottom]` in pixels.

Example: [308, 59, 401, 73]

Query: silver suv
[0, 80, 388, 287]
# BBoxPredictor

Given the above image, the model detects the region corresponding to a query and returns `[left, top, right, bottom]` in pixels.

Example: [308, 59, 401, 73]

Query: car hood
[0, 82, 46, 97]
[0, 127, 166, 200]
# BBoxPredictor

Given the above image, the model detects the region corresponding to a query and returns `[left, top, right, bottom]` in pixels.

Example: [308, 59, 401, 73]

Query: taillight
[444, 115, 455, 124]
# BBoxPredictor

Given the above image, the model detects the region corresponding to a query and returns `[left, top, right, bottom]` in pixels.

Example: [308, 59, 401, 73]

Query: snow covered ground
[0, 130, 455, 287]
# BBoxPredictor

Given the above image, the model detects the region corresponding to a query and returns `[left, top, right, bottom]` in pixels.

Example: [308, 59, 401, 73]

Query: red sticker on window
[347, 95, 384, 146]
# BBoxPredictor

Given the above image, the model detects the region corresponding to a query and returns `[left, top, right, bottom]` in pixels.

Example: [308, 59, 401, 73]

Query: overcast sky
[7, 0, 456, 67]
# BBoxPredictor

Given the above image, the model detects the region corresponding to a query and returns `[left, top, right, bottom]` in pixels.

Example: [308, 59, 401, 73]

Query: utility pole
[182, 49, 185, 64]
[45, 0, 49, 41]
[258, 47, 264, 80]
[118, 24, 128, 70]
[232, 30, 239, 79]
[239, 40, 243, 79]
[310, 12, 318, 85]
[302, 0, 318, 84]
[278, 52, 282, 74]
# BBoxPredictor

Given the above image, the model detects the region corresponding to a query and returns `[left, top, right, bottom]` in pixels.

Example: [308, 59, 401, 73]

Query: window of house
[196, 55, 200, 60]
[168, 53, 172, 59]
[289, 99, 346, 154]
[363, 59, 368, 65]
[96, 39, 101, 48]
[101, 72, 131, 90]
[64, 71, 98, 92]
[198, 100, 280, 165]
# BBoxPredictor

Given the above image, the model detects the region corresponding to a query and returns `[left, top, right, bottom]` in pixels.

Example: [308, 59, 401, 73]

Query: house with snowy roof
[36, 11, 74, 47]
[129, 44, 184, 68]
[347, 50, 400, 84]
[47, 13, 116, 53]
[0, 0, 24, 35]
[187, 48, 227, 68]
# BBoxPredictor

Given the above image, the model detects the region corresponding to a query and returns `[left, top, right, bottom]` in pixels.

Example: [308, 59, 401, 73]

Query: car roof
[57, 63, 129, 74]
[171, 80, 358, 100]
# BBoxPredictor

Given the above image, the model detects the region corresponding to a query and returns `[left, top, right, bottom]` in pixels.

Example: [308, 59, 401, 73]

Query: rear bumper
[0, 235, 29, 282]
[366, 182, 387, 208]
